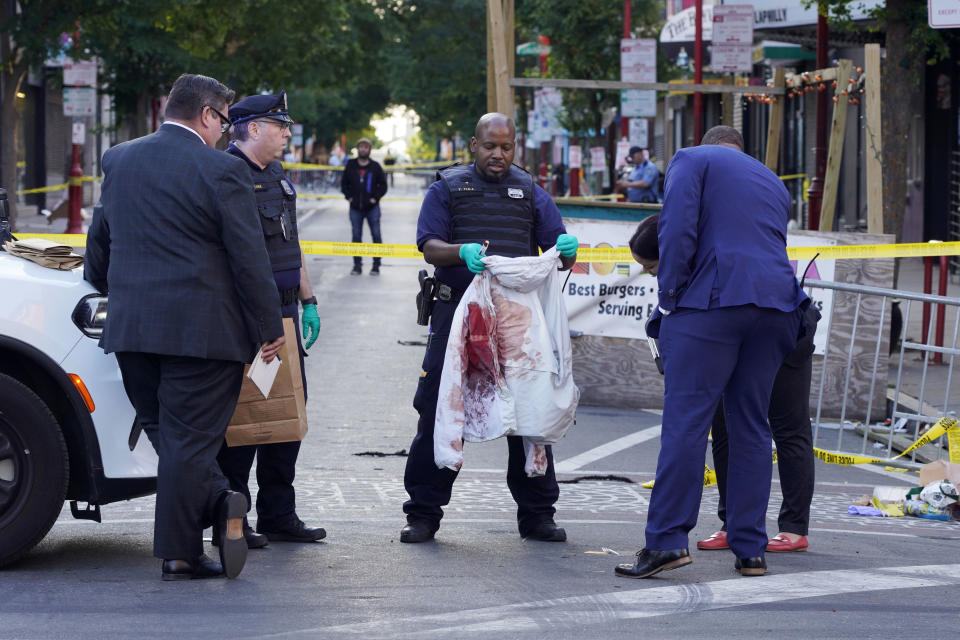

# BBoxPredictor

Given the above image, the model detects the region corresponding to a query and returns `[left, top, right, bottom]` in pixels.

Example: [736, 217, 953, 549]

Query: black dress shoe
[524, 520, 567, 542]
[213, 517, 269, 549]
[258, 519, 326, 542]
[399, 520, 437, 543]
[614, 548, 692, 579]
[735, 556, 767, 576]
[161, 554, 224, 581]
[217, 491, 248, 579]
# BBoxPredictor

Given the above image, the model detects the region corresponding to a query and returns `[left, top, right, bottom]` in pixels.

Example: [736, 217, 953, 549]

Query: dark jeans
[116, 352, 242, 560]
[217, 302, 307, 529]
[712, 306, 818, 536]
[402, 299, 560, 536]
[350, 205, 382, 267]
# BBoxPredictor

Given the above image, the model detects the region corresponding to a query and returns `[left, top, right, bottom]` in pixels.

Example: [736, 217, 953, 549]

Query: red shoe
[766, 534, 808, 552]
[696, 530, 729, 550]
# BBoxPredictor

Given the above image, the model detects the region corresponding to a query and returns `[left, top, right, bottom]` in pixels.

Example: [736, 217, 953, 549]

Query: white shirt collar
[162, 120, 206, 145]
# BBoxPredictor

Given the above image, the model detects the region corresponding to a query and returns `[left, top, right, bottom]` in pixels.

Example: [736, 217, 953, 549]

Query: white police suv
[0, 249, 158, 567]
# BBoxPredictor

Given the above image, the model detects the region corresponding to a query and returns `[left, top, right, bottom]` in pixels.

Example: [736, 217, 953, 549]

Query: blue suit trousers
[644, 304, 801, 558]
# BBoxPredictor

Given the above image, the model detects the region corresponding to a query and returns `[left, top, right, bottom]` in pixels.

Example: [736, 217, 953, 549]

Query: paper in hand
[246, 347, 282, 399]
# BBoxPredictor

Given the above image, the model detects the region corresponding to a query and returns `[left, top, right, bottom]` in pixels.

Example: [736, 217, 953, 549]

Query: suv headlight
[72, 294, 108, 338]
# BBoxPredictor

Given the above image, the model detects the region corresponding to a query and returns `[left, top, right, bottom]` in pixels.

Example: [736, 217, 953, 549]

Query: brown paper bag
[226, 317, 307, 446]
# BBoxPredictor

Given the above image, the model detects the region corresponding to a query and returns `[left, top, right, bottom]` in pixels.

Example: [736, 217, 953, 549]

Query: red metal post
[621, 0, 631, 140]
[569, 167, 580, 196]
[806, 4, 829, 230]
[922, 256, 932, 346]
[935, 255, 948, 363]
[538, 141, 549, 189]
[693, 0, 704, 145]
[66, 142, 83, 234]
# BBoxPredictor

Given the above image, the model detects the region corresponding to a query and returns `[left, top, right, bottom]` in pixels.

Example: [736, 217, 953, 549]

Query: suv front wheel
[0, 373, 69, 568]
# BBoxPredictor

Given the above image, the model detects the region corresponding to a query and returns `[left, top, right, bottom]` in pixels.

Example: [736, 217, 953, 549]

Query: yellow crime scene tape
[811, 417, 960, 466]
[13, 235, 960, 264]
[282, 160, 453, 172]
[15, 176, 102, 196]
[640, 417, 960, 490]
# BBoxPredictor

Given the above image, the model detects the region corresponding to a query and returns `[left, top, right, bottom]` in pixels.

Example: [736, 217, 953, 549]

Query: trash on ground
[871, 496, 904, 517]
[872, 486, 910, 503]
[584, 548, 620, 555]
[919, 480, 958, 508]
[903, 499, 952, 521]
[847, 505, 886, 517]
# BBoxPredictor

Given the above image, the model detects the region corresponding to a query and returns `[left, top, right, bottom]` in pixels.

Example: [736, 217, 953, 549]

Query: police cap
[229, 91, 294, 126]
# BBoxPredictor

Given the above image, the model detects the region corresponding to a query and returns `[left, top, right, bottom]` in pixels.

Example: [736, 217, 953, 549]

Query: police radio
[0, 188, 15, 250]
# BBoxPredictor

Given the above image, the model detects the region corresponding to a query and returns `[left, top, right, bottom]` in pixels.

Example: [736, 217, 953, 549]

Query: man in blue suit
[615, 126, 807, 579]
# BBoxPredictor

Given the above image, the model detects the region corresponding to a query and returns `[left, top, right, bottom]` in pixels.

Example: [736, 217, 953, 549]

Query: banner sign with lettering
[562, 218, 836, 353]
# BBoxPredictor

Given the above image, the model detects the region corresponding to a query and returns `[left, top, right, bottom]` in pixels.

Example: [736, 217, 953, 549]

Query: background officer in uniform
[400, 112, 579, 544]
[617, 146, 659, 204]
[215, 92, 326, 546]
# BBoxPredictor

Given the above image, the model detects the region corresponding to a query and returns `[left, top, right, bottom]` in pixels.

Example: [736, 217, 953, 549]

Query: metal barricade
[805, 279, 960, 467]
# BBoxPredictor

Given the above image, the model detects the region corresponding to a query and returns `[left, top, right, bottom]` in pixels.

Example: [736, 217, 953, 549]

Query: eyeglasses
[206, 105, 232, 134]
[256, 118, 293, 132]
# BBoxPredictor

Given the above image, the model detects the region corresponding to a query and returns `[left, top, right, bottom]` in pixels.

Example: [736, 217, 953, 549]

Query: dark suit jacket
[656, 145, 807, 314]
[84, 123, 283, 363]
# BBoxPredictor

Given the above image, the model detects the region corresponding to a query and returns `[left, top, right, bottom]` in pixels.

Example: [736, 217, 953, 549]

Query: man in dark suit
[615, 126, 808, 579]
[84, 73, 285, 581]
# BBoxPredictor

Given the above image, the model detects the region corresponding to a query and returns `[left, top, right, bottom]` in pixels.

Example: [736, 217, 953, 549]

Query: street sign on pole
[63, 87, 96, 117]
[929, 0, 960, 28]
[63, 59, 97, 87]
[71, 121, 86, 145]
[620, 38, 657, 117]
[628, 118, 649, 149]
[712, 5, 754, 72]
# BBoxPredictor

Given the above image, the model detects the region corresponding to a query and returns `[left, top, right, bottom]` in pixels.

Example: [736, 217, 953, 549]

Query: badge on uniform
[507, 188, 524, 199]
[280, 179, 294, 197]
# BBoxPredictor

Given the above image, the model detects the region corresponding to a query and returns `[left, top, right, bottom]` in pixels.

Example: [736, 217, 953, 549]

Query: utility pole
[806, 3, 829, 230]
[693, 0, 703, 145]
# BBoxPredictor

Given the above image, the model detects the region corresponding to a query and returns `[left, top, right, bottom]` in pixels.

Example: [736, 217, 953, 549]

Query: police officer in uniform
[400, 112, 580, 544]
[215, 92, 326, 546]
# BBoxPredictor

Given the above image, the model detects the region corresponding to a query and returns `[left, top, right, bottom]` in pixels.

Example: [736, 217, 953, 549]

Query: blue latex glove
[556, 233, 579, 258]
[301, 304, 321, 349]
[459, 243, 486, 274]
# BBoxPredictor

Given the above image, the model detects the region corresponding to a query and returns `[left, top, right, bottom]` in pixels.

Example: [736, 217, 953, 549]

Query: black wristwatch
[300, 296, 317, 307]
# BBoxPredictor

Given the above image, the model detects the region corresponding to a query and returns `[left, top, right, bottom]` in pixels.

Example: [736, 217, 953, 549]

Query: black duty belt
[436, 282, 463, 305]
[279, 286, 300, 306]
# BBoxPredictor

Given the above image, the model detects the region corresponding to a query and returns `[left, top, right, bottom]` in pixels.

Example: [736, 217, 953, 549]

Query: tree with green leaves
[517, 0, 667, 139]
[0, 1, 114, 226]
[383, 0, 486, 144]
[811, 0, 960, 241]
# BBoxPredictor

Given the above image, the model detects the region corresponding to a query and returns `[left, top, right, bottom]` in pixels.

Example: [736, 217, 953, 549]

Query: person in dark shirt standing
[341, 138, 388, 275]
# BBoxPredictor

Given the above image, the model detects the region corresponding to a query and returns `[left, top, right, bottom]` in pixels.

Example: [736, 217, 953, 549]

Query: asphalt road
[3, 175, 959, 639]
